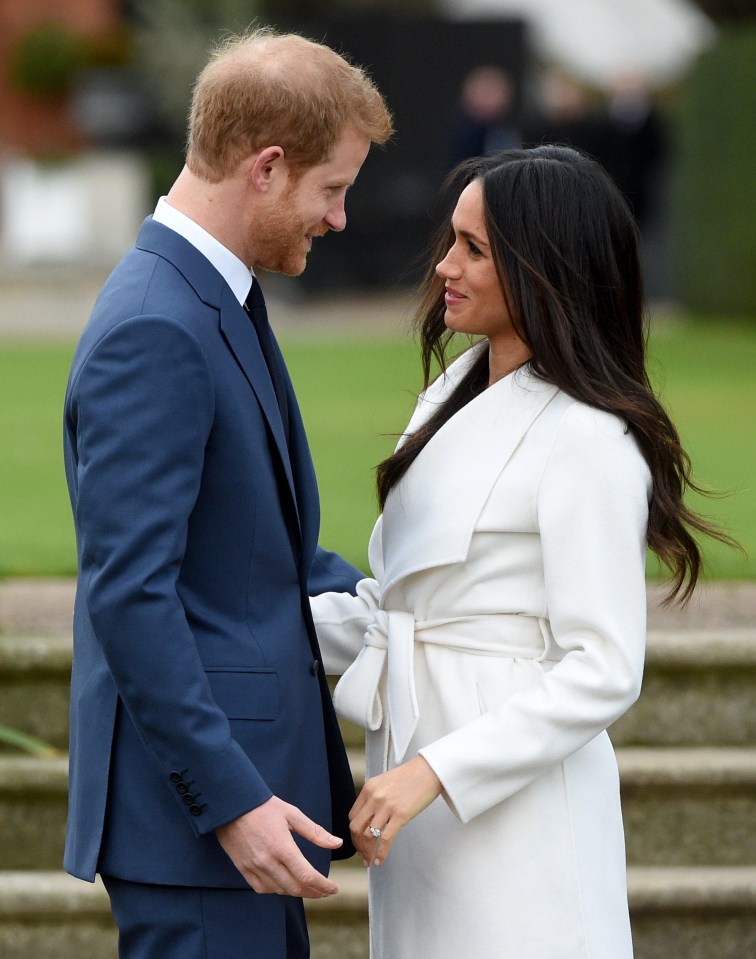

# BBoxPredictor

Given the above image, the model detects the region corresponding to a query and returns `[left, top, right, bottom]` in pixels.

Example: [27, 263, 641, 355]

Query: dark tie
[244, 278, 290, 444]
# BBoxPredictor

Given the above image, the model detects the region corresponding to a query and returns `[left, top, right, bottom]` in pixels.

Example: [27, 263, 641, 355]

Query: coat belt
[332, 611, 556, 766]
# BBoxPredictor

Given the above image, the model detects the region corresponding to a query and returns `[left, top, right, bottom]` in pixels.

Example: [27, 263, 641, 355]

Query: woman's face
[436, 180, 514, 342]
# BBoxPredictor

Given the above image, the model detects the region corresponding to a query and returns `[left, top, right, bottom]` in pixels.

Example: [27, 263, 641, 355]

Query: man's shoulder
[68, 246, 216, 382]
[90, 244, 212, 330]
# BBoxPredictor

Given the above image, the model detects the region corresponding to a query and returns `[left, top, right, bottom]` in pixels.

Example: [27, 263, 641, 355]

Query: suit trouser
[102, 874, 309, 959]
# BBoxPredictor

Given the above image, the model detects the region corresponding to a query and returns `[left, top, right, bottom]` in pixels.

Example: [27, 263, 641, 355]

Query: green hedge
[674, 24, 756, 315]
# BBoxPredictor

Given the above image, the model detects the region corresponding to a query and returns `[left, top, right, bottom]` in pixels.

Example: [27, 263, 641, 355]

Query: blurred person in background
[525, 69, 607, 160]
[600, 73, 665, 232]
[527, 70, 665, 237]
[311, 145, 730, 959]
[449, 65, 521, 166]
[62, 27, 391, 959]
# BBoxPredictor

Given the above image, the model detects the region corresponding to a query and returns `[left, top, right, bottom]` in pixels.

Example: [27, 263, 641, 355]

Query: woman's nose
[436, 251, 459, 279]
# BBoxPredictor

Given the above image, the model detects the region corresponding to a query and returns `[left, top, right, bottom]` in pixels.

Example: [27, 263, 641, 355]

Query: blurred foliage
[8, 22, 136, 98]
[8, 22, 88, 97]
[673, 23, 756, 315]
[0, 725, 58, 757]
[695, 0, 755, 22]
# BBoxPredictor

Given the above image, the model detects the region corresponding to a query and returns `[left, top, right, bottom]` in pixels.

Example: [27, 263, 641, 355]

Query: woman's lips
[444, 286, 466, 305]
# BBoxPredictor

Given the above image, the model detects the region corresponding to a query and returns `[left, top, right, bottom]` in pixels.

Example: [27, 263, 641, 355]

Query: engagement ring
[368, 825, 383, 867]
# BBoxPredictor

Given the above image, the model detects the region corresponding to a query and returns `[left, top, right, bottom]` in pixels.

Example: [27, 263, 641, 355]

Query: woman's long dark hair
[377, 145, 734, 604]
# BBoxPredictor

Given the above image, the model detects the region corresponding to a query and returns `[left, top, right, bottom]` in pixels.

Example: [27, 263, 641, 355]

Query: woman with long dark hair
[312, 146, 728, 958]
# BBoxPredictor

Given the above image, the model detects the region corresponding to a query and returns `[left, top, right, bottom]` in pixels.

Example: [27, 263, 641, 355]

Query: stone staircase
[0, 580, 755, 958]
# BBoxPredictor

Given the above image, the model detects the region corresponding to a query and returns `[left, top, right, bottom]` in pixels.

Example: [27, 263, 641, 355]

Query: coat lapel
[381, 348, 559, 594]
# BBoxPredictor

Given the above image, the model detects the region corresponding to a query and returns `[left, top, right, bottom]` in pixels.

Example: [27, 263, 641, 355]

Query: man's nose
[325, 200, 347, 233]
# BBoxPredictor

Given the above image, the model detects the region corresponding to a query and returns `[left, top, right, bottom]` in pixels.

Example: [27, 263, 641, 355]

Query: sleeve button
[169, 771, 183, 783]
[182, 794, 195, 805]
[189, 804, 203, 817]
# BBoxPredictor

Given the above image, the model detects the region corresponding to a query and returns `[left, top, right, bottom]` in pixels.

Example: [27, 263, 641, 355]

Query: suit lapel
[282, 378, 320, 569]
[136, 218, 308, 556]
[218, 286, 304, 544]
[381, 352, 559, 594]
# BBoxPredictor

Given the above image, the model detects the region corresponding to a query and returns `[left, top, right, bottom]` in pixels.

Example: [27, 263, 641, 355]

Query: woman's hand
[349, 756, 443, 867]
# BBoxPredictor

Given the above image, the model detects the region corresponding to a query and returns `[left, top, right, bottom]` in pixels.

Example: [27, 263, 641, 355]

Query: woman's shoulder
[538, 390, 651, 486]
[550, 393, 630, 441]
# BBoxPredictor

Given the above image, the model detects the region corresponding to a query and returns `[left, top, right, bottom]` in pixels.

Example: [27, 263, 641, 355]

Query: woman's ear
[248, 146, 286, 192]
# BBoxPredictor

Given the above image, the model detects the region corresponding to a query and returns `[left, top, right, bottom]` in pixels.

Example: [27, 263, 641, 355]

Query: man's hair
[186, 27, 393, 182]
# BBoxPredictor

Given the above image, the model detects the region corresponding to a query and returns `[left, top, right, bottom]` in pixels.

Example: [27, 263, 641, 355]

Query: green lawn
[0, 316, 753, 580]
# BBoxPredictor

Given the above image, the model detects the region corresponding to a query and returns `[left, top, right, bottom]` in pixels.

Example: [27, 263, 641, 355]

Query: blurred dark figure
[524, 70, 608, 161]
[527, 71, 664, 234]
[599, 75, 664, 230]
[450, 66, 521, 166]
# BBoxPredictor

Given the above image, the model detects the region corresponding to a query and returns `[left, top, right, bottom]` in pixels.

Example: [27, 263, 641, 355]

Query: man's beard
[253, 189, 311, 277]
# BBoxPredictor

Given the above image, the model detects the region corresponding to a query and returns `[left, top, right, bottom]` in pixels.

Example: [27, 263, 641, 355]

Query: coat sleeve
[71, 315, 273, 835]
[418, 403, 651, 823]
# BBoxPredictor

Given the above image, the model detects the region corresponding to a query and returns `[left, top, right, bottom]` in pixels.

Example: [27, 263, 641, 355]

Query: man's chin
[254, 247, 308, 277]
[279, 255, 308, 277]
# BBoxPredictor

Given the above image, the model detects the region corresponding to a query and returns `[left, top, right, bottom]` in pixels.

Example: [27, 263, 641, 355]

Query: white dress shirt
[152, 197, 254, 306]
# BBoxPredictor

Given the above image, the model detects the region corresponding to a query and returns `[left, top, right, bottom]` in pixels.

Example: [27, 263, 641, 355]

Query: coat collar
[380, 344, 559, 594]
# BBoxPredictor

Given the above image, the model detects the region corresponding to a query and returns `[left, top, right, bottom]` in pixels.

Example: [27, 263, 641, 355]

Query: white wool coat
[312, 343, 651, 959]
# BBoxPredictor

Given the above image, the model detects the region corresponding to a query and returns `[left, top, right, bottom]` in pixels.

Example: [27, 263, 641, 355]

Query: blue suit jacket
[63, 218, 361, 887]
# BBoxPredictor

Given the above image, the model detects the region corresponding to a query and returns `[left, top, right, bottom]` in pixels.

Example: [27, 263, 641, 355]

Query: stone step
[2, 629, 754, 751]
[618, 747, 756, 867]
[0, 866, 754, 959]
[0, 636, 72, 751]
[609, 628, 756, 747]
[3, 748, 755, 871]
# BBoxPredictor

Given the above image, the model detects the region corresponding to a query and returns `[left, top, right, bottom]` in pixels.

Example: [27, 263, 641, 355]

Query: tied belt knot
[333, 610, 556, 766]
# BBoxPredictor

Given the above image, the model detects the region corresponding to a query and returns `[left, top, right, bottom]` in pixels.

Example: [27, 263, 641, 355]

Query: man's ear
[247, 146, 286, 192]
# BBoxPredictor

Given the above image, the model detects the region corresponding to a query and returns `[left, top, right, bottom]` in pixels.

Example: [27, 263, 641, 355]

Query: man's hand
[215, 796, 342, 897]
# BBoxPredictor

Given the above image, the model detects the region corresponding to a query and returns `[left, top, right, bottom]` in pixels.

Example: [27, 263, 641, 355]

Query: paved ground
[0, 577, 753, 637]
[0, 265, 682, 341]
[0, 266, 416, 340]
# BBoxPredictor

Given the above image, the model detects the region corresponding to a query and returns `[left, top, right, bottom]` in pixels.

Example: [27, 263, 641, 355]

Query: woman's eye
[468, 240, 482, 255]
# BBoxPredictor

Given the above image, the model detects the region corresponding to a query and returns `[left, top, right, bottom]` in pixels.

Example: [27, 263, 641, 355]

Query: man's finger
[276, 849, 339, 897]
[286, 804, 343, 849]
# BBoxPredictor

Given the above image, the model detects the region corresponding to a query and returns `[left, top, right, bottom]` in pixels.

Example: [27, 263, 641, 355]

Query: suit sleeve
[308, 546, 364, 597]
[419, 404, 651, 823]
[72, 315, 272, 835]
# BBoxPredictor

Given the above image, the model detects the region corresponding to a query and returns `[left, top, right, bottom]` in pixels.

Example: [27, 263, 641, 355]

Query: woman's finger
[358, 813, 404, 867]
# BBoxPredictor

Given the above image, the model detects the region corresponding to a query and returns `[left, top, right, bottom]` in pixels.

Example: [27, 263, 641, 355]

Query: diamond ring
[368, 825, 383, 866]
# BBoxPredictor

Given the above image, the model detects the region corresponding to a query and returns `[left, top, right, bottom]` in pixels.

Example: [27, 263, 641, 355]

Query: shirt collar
[153, 197, 253, 306]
